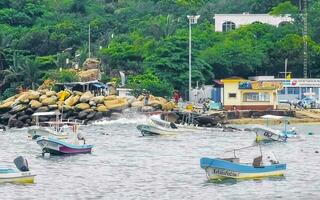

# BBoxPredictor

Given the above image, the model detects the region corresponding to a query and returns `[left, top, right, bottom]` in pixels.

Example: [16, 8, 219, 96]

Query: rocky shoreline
[0, 90, 176, 128]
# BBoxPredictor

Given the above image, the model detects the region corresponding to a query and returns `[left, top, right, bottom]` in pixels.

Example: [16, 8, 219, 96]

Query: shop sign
[239, 81, 283, 90]
[283, 79, 320, 87]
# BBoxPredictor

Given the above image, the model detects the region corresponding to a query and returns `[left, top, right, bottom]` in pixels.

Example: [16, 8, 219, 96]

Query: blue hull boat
[36, 136, 93, 155]
[200, 157, 286, 180]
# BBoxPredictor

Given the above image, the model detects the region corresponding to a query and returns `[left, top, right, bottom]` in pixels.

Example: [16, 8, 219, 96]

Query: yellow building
[221, 77, 282, 110]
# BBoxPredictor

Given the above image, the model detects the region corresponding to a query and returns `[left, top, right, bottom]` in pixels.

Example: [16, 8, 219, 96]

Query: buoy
[43, 152, 51, 158]
[308, 132, 314, 135]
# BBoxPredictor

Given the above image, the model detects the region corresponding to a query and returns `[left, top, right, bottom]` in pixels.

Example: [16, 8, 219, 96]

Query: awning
[93, 83, 106, 89]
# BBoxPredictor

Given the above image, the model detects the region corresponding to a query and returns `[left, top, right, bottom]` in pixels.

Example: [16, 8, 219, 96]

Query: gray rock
[94, 112, 103, 120]
[78, 110, 88, 119]
[25, 108, 34, 115]
[110, 112, 122, 120]
[141, 106, 155, 112]
[18, 115, 31, 122]
[14, 120, 24, 128]
[86, 111, 96, 119]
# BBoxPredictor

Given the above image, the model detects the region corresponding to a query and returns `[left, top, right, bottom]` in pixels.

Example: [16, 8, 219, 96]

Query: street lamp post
[187, 15, 200, 102]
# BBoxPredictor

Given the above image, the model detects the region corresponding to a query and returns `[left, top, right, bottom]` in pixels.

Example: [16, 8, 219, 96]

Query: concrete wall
[214, 14, 292, 32]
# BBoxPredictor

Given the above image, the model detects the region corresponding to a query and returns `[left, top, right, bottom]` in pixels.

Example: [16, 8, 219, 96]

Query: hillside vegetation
[1, 0, 320, 98]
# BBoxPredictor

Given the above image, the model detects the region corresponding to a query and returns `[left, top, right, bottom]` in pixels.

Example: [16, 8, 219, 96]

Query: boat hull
[36, 137, 93, 155]
[253, 127, 287, 142]
[0, 170, 35, 184]
[137, 124, 182, 136]
[200, 157, 286, 180]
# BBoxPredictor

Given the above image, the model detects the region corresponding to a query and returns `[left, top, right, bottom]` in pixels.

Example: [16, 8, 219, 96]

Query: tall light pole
[187, 15, 200, 102]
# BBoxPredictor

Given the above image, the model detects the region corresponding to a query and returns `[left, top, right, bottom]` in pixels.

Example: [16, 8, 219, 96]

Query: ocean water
[0, 116, 319, 200]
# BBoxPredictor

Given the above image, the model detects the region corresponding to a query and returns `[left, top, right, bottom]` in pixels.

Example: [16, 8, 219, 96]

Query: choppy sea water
[0, 116, 320, 200]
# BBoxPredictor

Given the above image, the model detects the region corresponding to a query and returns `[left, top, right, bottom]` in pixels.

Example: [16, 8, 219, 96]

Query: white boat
[28, 111, 83, 140]
[0, 156, 36, 184]
[150, 115, 225, 132]
[253, 115, 298, 142]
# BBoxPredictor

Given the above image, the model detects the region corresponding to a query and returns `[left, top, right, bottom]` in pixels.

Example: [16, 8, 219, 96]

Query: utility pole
[303, 0, 308, 78]
[187, 15, 200, 102]
[88, 24, 91, 58]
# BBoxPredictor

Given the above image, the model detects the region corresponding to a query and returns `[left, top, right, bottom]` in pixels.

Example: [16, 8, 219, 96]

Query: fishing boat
[35, 120, 93, 156]
[200, 145, 286, 180]
[0, 156, 36, 184]
[137, 124, 181, 136]
[253, 115, 298, 142]
[28, 111, 83, 140]
[150, 115, 225, 132]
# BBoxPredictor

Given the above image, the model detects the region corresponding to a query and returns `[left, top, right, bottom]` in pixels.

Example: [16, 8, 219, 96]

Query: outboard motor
[77, 133, 86, 144]
[14, 156, 29, 172]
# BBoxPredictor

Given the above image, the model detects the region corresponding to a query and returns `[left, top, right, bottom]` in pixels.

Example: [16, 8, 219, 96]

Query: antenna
[303, 0, 308, 78]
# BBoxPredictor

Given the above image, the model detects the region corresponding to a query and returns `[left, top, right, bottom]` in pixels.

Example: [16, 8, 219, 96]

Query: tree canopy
[1, 0, 320, 98]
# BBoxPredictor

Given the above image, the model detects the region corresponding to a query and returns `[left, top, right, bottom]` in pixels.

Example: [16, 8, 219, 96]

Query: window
[287, 87, 299, 94]
[229, 93, 236, 98]
[243, 92, 270, 102]
[278, 88, 286, 95]
[222, 21, 236, 32]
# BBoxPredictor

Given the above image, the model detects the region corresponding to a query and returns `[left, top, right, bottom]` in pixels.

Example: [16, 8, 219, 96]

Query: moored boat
[28, 111, 83, 140]
[200, 145, 286, 180]
[253, 115, 298, 142]
[200, 157, 286, 180]
[0, 156, 36, 184]
[136, 124, 182, 136]
[36, 136, 93, 155]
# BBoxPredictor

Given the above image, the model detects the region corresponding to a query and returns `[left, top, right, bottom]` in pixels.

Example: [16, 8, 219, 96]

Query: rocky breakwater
[0, 90, 176, 128]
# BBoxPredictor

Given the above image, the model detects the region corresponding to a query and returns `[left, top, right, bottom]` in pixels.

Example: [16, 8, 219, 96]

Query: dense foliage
[1, 0, 320, 98]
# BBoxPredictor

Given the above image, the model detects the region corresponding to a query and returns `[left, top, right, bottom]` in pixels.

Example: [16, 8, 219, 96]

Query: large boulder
[141, 106, 155, 112]
[148, 100, 164, 110]
[89, 100, 96, 106]
[0, 101, 14, 111]
[75, 103, 90, 111]
[163, 101, 176, 111]
[80, 91, 94, 103]
[2, 96, 17, 104]
[93, 96, 105, 104]
[74, 91, 83, 96]
[35, 106, 49, 113]
[45, 91, 56, 97]
[15, 93, 30, 104]
[97, 105, 108, 112]
[65, 95, 80, 106]
[105, 95, 117, 101]
[79, 69, 100, 82]
[10, 104, 27, 114]
[39, 95, 48, 102]
[41, 96, 57, 106]
[104, 98, 128, 111]
[131, 101, 144, 108]
[155, 97, 168, 104]
[78, 110, 88, 119]
[29, 100, 42, 109]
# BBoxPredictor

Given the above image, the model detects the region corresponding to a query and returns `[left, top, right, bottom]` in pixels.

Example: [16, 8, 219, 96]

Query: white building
[214, 13, 292, 32]
[249, 76, 320, 101]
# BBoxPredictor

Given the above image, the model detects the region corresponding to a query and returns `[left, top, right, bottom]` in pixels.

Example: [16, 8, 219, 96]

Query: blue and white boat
[0, 156, 36, 184]
[200, 145, 286, 180]
[253, 115, 298, 142]
[200, 157, 286, 180]
[36, 136, 93, 156]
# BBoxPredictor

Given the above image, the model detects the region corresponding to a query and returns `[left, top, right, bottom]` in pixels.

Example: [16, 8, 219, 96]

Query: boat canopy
[32, 111, 60, 116]
[261, 115, 284, 119]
